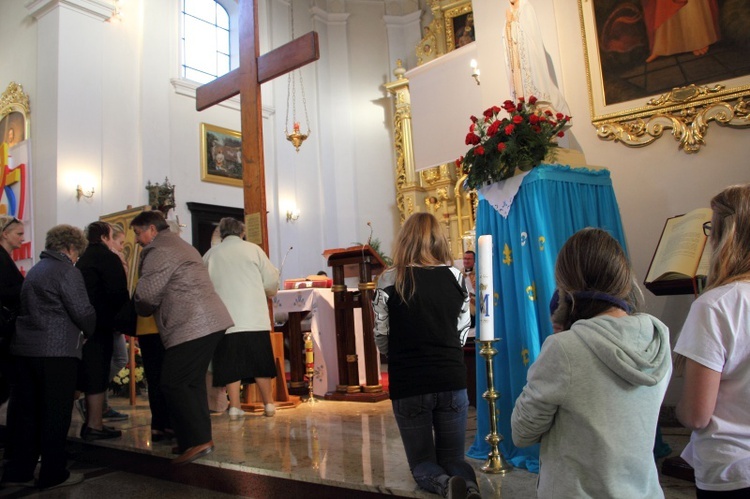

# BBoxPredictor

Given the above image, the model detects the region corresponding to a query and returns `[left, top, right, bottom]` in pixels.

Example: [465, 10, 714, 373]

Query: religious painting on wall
[200, 123, 243, 187]
[580, 0, 750, 125]
[445, 2, 475, 51]
[1, 82, 33, 273]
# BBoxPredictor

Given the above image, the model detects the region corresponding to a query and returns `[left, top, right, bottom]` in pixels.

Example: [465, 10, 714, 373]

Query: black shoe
[102, 408, 129, 422]
[80, 424, 122, 441]
[447, 476, 467, 499]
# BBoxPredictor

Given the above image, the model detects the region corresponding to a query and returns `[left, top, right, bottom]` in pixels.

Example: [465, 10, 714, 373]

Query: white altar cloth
[273, 288, 379, 396]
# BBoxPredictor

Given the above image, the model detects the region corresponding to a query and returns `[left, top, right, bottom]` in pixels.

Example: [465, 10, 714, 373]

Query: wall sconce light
[286, 209, 300, 222]
[470, 59, 481, 86]
[76, 184, 95, 201]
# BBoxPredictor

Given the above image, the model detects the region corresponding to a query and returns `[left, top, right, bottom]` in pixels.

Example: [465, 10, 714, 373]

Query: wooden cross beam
[196, 0, 319, 254]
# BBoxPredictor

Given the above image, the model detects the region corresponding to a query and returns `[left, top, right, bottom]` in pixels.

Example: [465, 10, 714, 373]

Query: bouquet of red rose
[457, 96, 571, 189]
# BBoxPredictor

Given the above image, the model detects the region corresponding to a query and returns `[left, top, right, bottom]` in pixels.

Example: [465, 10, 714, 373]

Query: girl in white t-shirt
[675, 183, 750, 497]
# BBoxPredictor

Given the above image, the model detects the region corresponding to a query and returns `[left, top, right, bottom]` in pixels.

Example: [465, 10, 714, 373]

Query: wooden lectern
[325, 246, 388, 402]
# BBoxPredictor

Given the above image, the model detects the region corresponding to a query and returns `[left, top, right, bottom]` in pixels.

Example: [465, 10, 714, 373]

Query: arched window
[181, 0, 233, 83]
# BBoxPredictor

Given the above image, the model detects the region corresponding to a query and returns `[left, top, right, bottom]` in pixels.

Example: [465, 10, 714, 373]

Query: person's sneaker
[228, 406, 247, 421]
[39, 472, 84, 490]
[264, 403, 276, 417]
[102, 407, 129, 422]
[80, 424, 122, 441]
[74, 398, 87, 422]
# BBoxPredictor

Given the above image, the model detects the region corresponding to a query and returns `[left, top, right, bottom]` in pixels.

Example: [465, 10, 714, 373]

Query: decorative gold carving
[443, 2, 473, 53]
[0, 82, 30, 116]
[579, 0, 750, 152]
[0, 82, 30, 142]
[596, 88, 750, 153]
[455, 173, 477, 242]
[357, 282, 377, 291]
[416, 1, 473, 66]
[421, 167, 442, 186]
[646, 84, 723, 107]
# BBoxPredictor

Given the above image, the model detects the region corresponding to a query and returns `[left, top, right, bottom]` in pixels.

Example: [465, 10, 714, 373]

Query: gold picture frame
[0, 82, 30, 146]
[578, 0, 750, 152]
[444, 2, 474, 52]
[416, 1, 474, 66]
[200, 123, 243, 187]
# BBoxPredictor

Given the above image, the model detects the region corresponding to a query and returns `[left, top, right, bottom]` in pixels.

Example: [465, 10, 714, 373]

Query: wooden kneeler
[241, 331, 301, 412]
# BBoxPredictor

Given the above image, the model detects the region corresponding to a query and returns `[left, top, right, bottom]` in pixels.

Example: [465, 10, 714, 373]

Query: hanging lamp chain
[284, 0, 311, 151]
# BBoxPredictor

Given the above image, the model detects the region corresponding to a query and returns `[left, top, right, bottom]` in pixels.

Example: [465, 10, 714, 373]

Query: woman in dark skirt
[203, 218, 280, 419]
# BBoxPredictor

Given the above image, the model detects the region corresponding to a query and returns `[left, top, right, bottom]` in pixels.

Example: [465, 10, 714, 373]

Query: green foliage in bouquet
[458, 96, 571, 189]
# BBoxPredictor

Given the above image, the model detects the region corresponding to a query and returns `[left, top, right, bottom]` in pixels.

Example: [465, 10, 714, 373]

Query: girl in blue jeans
[373, 213, 480, 499]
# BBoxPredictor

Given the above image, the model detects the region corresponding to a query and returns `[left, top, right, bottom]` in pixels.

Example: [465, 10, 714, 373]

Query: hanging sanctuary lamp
[285, 0, 311, 152]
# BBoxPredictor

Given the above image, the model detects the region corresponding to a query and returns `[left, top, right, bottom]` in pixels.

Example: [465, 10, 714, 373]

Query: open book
[644, 207, 712, 296]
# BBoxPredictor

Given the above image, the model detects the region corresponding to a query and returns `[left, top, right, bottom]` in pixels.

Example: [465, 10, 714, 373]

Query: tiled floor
[2, 395, 698, 498]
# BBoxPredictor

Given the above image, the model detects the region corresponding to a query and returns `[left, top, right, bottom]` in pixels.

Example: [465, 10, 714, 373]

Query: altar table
[273, 288, 380, 397]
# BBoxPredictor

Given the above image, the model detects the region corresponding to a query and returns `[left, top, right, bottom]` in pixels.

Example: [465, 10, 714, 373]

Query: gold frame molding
[444, 2, 473, 53]
[200, 123, 243, 187]
[578, 0, 750, 153]
[416, 1, 473, 66]
[1, 82, 30, 145]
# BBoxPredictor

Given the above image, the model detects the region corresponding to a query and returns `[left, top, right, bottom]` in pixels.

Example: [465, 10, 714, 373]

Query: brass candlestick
[304, 332, 317, 404]
[479, 340, 513, 474]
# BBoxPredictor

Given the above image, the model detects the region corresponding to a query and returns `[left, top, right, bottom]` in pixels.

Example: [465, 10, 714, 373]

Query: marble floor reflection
[61, 395, 537, 498]
[0, 393, 697, 498]
[46, 394, 694, 498]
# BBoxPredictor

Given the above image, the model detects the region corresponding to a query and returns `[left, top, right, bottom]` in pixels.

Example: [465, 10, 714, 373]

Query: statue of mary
[503, 0, 570, 117]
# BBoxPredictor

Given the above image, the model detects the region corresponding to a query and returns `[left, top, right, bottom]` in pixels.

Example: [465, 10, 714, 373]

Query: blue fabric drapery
[467, 164, 627, 472]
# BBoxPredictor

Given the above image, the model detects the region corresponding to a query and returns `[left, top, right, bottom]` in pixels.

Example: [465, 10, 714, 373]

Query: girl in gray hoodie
[511, 228, 672, 498]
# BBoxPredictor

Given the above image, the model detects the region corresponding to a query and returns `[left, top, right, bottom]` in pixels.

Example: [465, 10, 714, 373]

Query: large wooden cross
[196, 0, 319, 254]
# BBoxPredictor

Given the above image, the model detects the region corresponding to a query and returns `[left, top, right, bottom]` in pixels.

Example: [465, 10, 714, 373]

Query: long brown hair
[705, 183, 750, 290]
[390, 212, 454, 302]
[552, 228, 641, 330]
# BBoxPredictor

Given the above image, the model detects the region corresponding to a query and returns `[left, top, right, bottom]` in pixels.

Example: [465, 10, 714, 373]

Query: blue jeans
[392, 389, 478, 496]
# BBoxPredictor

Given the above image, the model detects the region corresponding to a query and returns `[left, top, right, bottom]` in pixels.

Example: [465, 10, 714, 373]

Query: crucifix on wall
[196, 0, 319, 254]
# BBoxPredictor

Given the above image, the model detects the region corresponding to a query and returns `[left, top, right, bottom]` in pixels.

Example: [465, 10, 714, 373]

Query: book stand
[324, 246, 388, 402]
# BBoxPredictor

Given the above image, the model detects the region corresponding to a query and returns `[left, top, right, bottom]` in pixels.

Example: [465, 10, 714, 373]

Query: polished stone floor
[1, 394, 697, 498]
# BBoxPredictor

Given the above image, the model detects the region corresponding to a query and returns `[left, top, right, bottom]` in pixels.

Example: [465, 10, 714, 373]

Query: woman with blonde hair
[0, 215, 25, 405]
[373, 213, 478, 499]
[512, 228, 671, 498]
[675, 183, 750, 497]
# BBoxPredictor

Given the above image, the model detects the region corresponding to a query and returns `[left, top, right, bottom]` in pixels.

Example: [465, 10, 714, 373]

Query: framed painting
[0, 82, 29, 147]
[445, 2, 475, 52]
[200, 123, 243, 187]
[578, 0, 750, 152]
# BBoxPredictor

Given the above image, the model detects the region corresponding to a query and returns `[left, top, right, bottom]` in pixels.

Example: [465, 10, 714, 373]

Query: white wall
[1, 0, 401, 283]
[552, 1, 749, 402]
[0, 0, 40, 247]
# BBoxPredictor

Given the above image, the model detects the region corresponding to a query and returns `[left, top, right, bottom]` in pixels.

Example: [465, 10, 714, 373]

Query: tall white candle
[478, 235, 494, 341]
